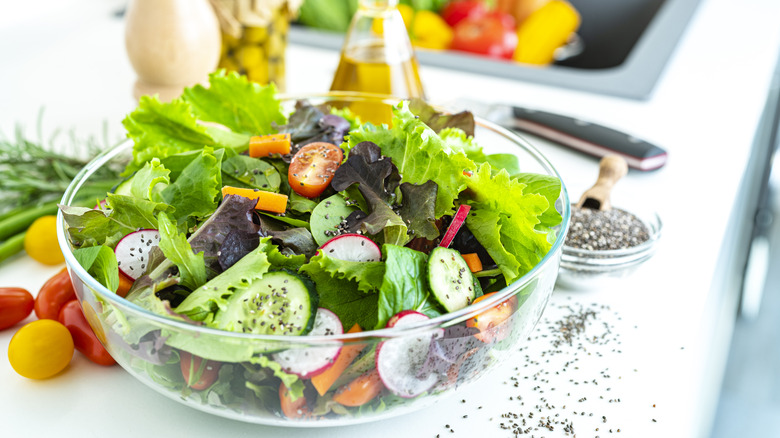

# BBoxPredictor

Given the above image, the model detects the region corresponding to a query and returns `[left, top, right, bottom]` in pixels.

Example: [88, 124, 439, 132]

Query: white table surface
[2, 0, 780, 437]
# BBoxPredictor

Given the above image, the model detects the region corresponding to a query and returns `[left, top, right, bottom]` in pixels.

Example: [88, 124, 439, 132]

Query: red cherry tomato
[35, 268, 77, 320]
[451, 12, 518, 59]
[0, 287, 34, 330]
[57, 300, 116, 366]
[440, 0, 487, 27]
[466, 292, 518, 343]
[180, 351, 221, 390]
[279, 382, 311, 419]
[288, 142, 343, 198]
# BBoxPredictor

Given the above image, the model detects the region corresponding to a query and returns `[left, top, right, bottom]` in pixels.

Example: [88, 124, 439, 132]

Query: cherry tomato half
[279, 382, 311, 419]
[180, 351, 221, 390]
[288, 142, 343, 198]
[451, 12, 518, 59]
[466, 292, 518, 343]
[35, 268, 77, 320]
[58, 300, 115, 366]
[8, 319, 74, 379]
[0, 287, 34, 330]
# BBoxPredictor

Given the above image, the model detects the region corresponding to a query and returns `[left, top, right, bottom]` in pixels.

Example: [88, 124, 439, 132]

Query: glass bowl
[557, 203, 661, 288]
[56, 92, 570, 426]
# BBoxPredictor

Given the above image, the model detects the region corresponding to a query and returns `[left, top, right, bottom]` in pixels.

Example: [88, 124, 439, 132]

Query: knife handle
[509, 107, 667, 171]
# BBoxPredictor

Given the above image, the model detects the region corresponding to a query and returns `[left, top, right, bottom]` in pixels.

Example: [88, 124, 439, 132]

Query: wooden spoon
[576, 154, 628, 210]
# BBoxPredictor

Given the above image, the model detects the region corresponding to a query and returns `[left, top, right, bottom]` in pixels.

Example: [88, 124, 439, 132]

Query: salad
[60, 71, 563, 421]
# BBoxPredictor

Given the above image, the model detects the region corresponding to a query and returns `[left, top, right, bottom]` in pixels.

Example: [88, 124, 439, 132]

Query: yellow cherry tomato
[8, 319, 74, 379]
[24, 215, 64, 265]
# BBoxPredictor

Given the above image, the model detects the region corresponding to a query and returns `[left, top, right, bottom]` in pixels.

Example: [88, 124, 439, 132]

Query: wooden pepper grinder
[577, 154, 628, 211]
[125, 0, 222, 102]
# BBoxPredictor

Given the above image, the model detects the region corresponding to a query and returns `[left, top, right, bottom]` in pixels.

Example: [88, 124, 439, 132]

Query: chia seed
[566, 205, 649, 250]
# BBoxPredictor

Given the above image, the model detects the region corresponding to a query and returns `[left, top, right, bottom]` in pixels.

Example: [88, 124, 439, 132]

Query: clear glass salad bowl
[57, 92, 570, 427]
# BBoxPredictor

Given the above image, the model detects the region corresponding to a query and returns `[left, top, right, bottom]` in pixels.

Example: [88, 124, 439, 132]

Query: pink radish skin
[319, 233, 382, 262]
[375, 310, 443, 398]
[273, 308, 344, 378]
[439, 204, 471, 248]
[114, 229, 161, 280]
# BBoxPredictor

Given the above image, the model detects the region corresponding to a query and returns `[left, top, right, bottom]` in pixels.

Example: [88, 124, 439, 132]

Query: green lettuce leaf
[157, 212, 207, 291]
[159, 146, 222, 225]
[376, 244, 429, 329]
[130, 158, 170, 201]
[298, 254, 383, 330]
[182, 70, 285, 135]
[463, 163, 556, 282]
[174, 238, 276, 322]
[300, 254, 385, 294]
[72, 245, 120, 293]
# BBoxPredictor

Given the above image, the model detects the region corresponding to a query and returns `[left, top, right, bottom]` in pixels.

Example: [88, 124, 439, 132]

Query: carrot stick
[311, 324, 366, 396]
[249, 133, 291, 157]
[331, 369, 383, 407]
[461, 253, 483, 273]
[221, 186, 288, 214]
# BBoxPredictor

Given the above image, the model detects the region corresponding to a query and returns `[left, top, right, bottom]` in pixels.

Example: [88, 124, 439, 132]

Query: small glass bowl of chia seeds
[558, 204, 662, 286]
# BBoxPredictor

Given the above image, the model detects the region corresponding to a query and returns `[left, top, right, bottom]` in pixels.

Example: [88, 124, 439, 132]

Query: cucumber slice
[427, 247, 476, 312]
[213, 270, 318, 336]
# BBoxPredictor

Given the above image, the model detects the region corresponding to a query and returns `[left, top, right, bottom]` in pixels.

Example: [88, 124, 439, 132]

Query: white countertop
[2, 0, 780, 437]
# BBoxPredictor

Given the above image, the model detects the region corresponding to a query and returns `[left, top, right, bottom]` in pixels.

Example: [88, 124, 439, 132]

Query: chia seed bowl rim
[561, 208, 661, 271]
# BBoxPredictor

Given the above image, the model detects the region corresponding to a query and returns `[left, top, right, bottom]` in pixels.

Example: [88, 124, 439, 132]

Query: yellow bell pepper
[410, 10, 453, 50]
[394, 4, 453, 51]
[513, 0, 580, 65]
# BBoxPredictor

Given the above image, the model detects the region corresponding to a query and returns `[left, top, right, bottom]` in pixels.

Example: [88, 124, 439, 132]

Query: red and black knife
[468, 102, 668, 171]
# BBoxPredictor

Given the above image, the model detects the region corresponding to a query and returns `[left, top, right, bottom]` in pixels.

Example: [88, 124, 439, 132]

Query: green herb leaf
[376, 244, 429, 328]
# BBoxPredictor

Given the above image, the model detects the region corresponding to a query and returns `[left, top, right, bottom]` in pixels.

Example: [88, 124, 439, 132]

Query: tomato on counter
[450, 11, 518, 59]
[58, 300, 116, 366]
[0, 287, 34, 330]
[34, 267, 77, 320]
[8, 319, 74, 379]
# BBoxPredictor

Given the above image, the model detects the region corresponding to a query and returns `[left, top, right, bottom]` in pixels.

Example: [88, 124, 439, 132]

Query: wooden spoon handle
[577, 154, 628, 210]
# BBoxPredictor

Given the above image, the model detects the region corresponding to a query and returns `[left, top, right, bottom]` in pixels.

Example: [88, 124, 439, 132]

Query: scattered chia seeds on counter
[566, 206, 650, 251]
[438, 298, 657, 437]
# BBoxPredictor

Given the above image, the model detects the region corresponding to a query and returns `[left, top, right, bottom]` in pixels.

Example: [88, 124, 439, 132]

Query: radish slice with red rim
[114, 229, 161, 280]
[273, 308, 344, 378]
[375, 310, 443, 398]
[318, 233, 381, 262]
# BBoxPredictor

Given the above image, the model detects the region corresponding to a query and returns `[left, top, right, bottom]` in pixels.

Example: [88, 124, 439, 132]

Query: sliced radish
[318, 233, 381, 262]
[376, 310, 443, 398]
[273, 308, 344, 378]
[439, 204, 471, 248]
[114, 229, 161, 280]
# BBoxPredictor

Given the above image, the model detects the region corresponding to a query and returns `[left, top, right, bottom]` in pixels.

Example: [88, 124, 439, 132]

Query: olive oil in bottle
[330, 0, 424, 124]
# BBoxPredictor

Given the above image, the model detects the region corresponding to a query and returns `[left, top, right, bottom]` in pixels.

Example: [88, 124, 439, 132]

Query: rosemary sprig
[0, 120, 125, 263]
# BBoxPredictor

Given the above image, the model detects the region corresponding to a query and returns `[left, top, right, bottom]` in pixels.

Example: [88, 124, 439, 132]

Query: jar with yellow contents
[210, 0, 302, 91]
